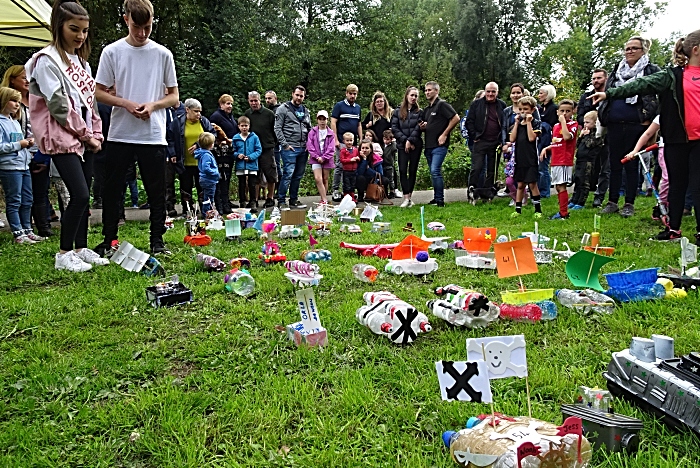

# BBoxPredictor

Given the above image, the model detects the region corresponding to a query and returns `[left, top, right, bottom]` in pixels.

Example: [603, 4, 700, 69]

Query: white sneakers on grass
[399, 198, 415, 208]
[55, 251, 92, 272]
[74, 248, 110, 266]
[55, 248, 109, 272]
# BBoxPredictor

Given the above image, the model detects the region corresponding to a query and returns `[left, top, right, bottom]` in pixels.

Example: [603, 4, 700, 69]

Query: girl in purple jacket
[306, 110, 335, 204]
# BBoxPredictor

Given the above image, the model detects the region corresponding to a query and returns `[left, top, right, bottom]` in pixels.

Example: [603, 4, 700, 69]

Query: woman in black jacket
[592, 30, 700, 242]
[598, 35, 661, 218]
[391, 86, 422, 208]
[363, 91, 393, 141]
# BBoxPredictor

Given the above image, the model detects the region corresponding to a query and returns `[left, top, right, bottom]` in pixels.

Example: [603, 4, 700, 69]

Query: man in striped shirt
[330, 84, 362, 201]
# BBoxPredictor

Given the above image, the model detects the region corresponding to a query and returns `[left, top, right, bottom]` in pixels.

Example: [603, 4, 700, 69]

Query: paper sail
[225, 219, 242, 237]
[309, 234, 318, 247]
[466, 335, 528, 379]
[462, 227, 498, 253]
[565, 250, 615, 291]
[493, 237, 537, 278]
[680, 237, 698, 267]
[391, 235, 432, 260]
[252, 209, 265, 232]
[556, 416, 583, 463]
[516, 442, 540, 468]
[436, 360, 492, 403]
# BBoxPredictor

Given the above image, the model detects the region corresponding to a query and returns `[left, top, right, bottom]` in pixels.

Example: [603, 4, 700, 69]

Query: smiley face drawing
[467, 335, 527, 378]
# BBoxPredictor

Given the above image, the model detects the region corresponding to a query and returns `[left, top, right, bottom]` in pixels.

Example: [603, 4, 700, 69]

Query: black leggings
[398, 146, 421, 195]
[179, 165, 202, 212]
[665, 141, 700, 232]
[30, 164, 51, 232]
[52, 153, 93, 251]
[607, 122, 645, 205]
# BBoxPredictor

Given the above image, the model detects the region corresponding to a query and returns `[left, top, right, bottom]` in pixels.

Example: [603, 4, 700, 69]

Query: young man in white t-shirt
[94, 0, 179, 256]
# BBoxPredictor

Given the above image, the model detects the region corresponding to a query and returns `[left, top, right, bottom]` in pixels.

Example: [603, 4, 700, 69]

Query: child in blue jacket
[0, 87, 41, 244]
[232, 116, 262, 213]
[194, 132, 219, 213]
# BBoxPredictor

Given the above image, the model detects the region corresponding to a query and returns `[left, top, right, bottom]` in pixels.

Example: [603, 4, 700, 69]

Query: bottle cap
[442, 430, 457, 448]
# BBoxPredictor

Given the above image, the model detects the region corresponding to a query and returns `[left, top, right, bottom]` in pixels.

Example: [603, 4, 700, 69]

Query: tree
[452, 0, 528, 108]
[532, 0, 667, 97]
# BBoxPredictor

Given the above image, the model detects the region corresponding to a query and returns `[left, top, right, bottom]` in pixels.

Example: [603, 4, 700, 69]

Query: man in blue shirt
[330, 84, 362, 201]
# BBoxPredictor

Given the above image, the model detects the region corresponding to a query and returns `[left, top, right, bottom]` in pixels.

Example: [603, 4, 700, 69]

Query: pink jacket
[26, 53, 103, 157]
[306, 126, 335, 169]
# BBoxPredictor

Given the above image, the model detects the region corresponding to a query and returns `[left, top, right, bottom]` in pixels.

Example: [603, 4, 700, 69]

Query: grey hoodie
[274, 101, 311, 149]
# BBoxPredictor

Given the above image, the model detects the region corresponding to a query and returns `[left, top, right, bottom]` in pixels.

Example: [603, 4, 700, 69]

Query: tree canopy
[0, 0, 676, 114]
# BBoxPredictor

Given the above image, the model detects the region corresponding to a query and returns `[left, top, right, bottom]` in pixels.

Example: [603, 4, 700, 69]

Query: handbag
[365, 173, 386, 202]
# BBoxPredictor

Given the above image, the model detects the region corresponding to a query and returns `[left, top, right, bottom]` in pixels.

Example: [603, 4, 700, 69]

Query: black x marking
[441, 361, 483, 402]
[390, 308, 418, 344]
[468, 296, 490, 316]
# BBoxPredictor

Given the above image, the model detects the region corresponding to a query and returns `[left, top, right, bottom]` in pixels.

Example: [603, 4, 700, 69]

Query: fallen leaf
[274, 325, 286, 333]
[129, 432, 141, 442]
[278, 445, 290, 456]
[132, 350, 143, 360]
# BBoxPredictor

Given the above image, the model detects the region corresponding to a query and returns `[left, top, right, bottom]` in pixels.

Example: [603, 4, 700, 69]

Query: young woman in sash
[26, 0, 108, 272]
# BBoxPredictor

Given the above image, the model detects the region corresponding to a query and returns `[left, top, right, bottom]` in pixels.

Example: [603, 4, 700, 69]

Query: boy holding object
[510, 96, 543, 218]
[540, 99, 578, 219]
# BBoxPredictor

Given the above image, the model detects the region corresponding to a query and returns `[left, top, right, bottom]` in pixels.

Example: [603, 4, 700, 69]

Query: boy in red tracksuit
[540, 99, 578, 219]
[339, 132, 360, 199]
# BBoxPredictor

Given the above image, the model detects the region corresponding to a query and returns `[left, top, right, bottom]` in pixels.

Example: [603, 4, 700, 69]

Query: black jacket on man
[577, 89, 599, 126]
[465, 97, 507, 145]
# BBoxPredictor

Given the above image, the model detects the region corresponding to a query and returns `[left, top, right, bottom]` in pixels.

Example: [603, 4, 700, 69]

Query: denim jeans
[200, 181, 217, 212]
[425, 146, 448, 202]
[278, 147, 308, 203]
[0, 169, 33, 236]
[274, 146, 282, 184]
[125, 178, 139, 206]
[538, 155, 551, 198]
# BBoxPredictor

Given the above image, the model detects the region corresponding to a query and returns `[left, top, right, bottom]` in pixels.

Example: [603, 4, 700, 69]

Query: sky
[643, 0, 698, 41]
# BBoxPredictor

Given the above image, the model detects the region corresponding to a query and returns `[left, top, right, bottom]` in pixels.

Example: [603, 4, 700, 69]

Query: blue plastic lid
[466, 416, 481, 428]
[442, 430, 457, 448]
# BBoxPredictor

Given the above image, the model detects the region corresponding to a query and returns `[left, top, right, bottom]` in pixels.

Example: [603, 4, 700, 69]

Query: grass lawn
[1, 195, 699, 467]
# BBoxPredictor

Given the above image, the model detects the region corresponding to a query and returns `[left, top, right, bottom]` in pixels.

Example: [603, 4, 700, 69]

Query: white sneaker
[394, 189, 403, 198]
[497, 188, 508, 198]
[15, 234, 37, 244]
[509, 199, 515, 207]
[25, 232, 46, 242]
[0, 218, 5, 228]
[74, 248, 110, 266]
[400, 198, 410, 208]
[55, 251, 92, 272]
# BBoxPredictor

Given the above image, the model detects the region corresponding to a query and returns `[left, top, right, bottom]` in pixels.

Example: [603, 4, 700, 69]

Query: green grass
[1, 195, 700, 467]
